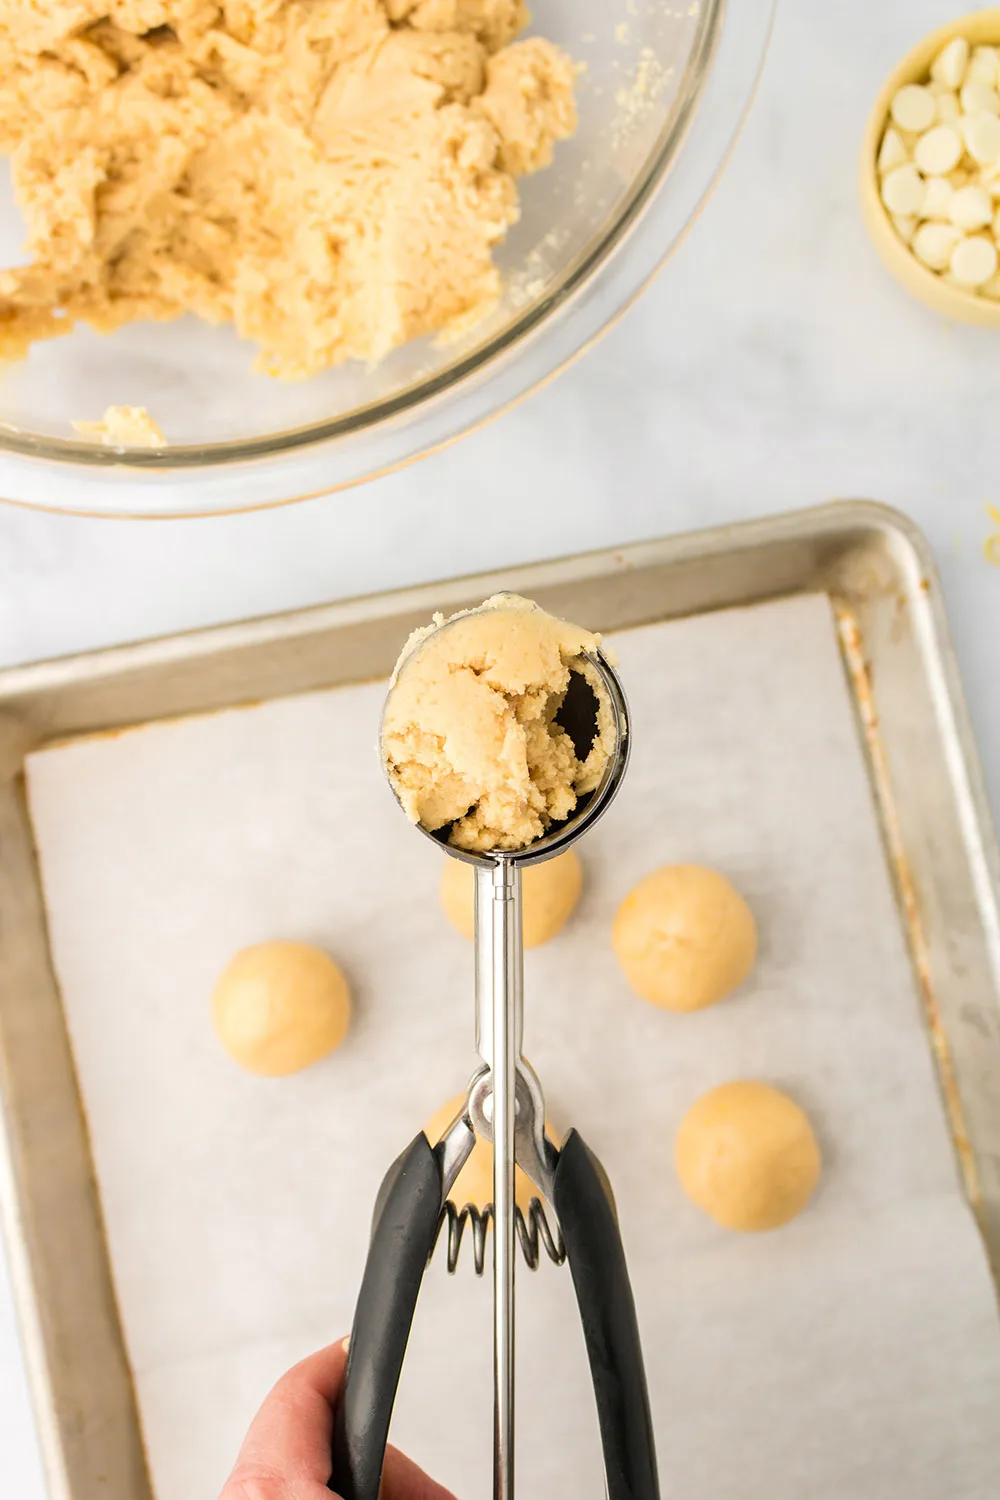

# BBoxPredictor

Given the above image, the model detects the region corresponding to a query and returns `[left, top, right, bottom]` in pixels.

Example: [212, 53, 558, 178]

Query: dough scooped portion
[424, 1093, 553, 1211]
[382, 594, 613, 852]
[675, 1081, 821, 1232]
[612, 864, 756, 1012]
[212, 941, 351, 1076]
[440, 847, 582, 946]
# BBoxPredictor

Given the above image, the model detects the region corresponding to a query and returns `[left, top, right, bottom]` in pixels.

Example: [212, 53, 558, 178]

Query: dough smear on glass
[381, 593, 613, 853]
[72, 404, 165, 447]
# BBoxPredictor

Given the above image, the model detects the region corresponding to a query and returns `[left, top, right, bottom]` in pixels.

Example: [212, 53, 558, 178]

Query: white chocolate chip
[949, 183, 994, 229]
[891, 83, 937, 133]
[969, 46, 999, 87]
[921, 175, 955, 219]
[914, 123, 963, 175]
[950, 233, 999, 285]
[964, 111, 1000, 163]
[912, 220, 963, 270]
[892, 214, 917, 245]
[936, 90, 962, 124]
[993, 204, 1000, 241]
[878, 126, 910, 174]
[931, 36, 969, 90]
[960, 79, 1000, 116]
[881, 162, 926, 216]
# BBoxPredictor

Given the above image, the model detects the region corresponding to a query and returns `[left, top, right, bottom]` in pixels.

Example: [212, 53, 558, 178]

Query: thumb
[380, 1445, 458, 1500]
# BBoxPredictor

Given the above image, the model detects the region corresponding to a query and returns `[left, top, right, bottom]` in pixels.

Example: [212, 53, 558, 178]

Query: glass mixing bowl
[0, 0, 774, 516]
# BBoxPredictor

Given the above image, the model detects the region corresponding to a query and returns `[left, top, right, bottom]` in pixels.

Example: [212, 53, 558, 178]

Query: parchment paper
[24, 593, 1000, 1500]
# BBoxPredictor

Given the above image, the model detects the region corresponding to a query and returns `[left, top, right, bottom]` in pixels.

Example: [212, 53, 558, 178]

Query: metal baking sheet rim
[1, 498, 999, 1500]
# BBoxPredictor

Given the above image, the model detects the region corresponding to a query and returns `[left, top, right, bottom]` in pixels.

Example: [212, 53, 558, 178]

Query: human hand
[220, 1337, 456, 1500]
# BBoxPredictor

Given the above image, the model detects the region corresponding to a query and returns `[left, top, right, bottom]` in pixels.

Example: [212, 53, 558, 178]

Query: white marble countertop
[2, 1, 999, 1493]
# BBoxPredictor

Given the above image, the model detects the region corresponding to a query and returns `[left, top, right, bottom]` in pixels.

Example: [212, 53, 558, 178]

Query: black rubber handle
[553, 1129, 660, 1500]
[328, 1132, 442, 1500]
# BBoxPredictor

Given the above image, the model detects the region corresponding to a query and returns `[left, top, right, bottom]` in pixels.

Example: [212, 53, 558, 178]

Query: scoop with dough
[331, 596, 653, 1500]
[381, 593, 614, 853]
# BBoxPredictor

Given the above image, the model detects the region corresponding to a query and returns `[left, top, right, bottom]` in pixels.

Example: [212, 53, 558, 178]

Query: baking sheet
[23, 591, 1000, 1500]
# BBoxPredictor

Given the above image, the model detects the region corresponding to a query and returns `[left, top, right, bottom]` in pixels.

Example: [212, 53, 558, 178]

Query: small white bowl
[860, 9, 1000, 328]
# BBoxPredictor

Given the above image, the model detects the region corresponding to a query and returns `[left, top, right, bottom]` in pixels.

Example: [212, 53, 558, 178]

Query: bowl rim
[859, 6, 1000, 328]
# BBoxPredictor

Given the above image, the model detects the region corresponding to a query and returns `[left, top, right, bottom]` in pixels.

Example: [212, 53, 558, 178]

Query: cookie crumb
[72, 406, 166, 449]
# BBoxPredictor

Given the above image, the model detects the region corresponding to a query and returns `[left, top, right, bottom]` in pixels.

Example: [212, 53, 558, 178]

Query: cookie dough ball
[212, 941, 351, 1077]
[675, 1081, 821, 1232]
[440, 849, 583, 947]
[424, 1094, 551, 1212]
[612, 864, 756, 1012]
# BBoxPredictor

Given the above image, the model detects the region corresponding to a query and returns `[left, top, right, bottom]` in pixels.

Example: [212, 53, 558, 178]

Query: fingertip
[282, 1335, 351, 1404]
[232, 1337, 351, 1483]
[381, 1445, 458, 1500]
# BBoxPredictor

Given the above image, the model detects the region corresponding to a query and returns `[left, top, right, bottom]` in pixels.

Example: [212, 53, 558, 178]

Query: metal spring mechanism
[433, 1199, 566, 1276]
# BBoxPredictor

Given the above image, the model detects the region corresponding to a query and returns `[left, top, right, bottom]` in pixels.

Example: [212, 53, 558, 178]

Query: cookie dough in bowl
[0, 0, 774, 513]
[381, 594, 613, 852]
[0, 0, 577, 377]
